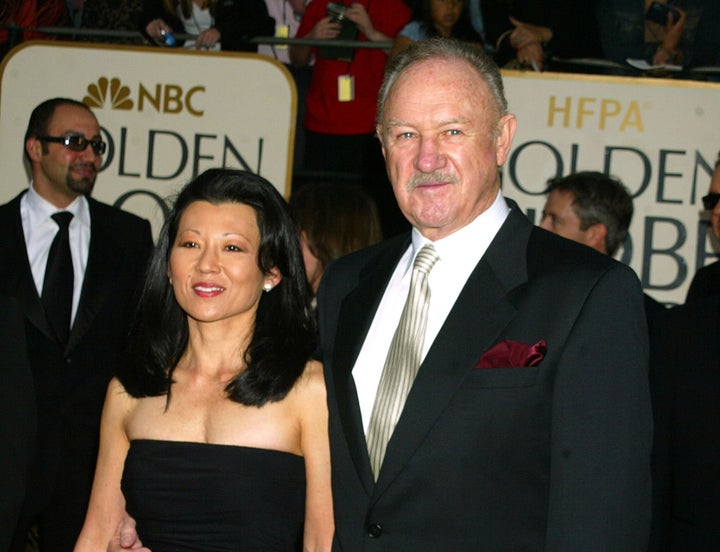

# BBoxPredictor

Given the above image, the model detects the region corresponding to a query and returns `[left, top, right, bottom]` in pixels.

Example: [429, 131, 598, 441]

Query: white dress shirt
[21, 183, 91, 326]
[353, 191, 511, 432]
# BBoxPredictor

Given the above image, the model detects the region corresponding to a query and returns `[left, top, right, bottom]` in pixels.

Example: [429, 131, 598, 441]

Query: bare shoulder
[290, 359, 327, 409]
[103, 377, 139, 420]
[296, 359, 326, 395]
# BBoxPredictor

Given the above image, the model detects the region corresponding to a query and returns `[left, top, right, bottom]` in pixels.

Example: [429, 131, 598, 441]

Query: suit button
[367, 523, 383, 538]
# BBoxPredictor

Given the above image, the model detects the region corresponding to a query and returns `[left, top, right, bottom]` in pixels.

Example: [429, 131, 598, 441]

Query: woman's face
[431, 0, 463, 37]
[168, 200, 280, 326]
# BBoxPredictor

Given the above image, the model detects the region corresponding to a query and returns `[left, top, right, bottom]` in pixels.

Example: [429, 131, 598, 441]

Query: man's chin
[68, 177, 96, 196]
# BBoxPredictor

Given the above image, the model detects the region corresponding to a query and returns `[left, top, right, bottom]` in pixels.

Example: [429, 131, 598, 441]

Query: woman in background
[391, 0, 482, 58]
[139, 0, 274, 51]
[289, 181, 382, 300]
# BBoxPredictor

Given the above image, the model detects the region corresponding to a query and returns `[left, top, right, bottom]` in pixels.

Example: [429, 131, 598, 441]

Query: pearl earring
[263, 283, 272, 293]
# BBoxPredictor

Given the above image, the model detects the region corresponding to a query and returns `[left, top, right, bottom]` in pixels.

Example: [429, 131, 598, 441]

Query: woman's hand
[652, 6, 686, 65]
[508, 16, 552, 51]
[145, 18, 172, 44]
[345, 3, 374, 38]
[307, 16, 342, 40]
[516, 43, 545, 71]
[195, 27, 221, 49]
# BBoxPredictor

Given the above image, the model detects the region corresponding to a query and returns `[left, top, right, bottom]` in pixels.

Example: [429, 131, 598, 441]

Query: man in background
[539, 170, 665, 315]
[685, 151, 720, 303]
[1, 97, 152, 551]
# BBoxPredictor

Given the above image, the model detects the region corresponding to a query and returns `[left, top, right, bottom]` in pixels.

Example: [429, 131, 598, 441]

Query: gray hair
[376, 38, 508, 128]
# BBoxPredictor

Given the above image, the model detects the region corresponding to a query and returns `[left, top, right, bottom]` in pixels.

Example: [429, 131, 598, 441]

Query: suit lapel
[66, 200, 121, 353]
[0, 195, 55, 341]
[374, 205, 533, 494]
[333, 237, 410, 494]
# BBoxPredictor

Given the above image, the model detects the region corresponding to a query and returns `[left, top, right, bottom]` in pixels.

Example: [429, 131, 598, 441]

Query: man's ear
[585, 223, 608, 255]
[495, 113, 517, 167]
[26, 137, 42, 163]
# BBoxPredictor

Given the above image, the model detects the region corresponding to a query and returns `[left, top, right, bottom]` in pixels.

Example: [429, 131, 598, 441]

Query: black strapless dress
[121, 440, 306, 551]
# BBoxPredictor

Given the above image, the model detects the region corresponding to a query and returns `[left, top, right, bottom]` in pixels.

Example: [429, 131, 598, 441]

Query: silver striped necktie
[366, 243, 440, 480]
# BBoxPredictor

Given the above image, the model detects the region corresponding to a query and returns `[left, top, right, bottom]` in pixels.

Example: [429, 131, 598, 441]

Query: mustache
[70, 162, 97, 174]
[406, 172, 459, 191]
[71, 162, 97, 169]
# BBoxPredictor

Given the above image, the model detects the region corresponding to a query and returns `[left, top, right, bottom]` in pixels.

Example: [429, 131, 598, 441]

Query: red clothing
[0, 0, 70, 44]
[297, 0, 410, 135]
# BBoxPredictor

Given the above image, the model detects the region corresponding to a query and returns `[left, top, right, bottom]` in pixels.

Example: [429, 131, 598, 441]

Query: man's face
[378, 57, 516, 241]
[540, 189, 603, 253]
[709, 163, 720, 240]
[26, 104, 102, 208]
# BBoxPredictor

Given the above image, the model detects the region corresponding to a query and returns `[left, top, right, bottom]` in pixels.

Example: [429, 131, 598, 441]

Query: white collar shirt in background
[21, 183, 91, 326]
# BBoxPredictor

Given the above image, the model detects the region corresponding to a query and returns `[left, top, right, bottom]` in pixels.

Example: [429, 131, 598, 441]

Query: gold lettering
[138, 83, 161, 112]
[620, 101, 644, 132]
[547, 96, 571, 128]
[163, 85, 183, 114]
[576, 97, 596, 128]
[599, 99, 621, 130]
[185, 86, 205, 117]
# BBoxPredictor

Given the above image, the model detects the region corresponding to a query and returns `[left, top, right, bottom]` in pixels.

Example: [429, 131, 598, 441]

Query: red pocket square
[476, 339, 547, 369]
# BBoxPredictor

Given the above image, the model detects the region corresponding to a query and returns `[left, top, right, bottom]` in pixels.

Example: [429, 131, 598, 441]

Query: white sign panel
[0, 41, 297, 237]
[502, 70, 720, 305]
[1, 44, 718, 304]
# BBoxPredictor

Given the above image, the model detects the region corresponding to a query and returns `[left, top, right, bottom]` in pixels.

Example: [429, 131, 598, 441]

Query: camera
[646, 1, 681, 25]
[327, 2, 349, 23]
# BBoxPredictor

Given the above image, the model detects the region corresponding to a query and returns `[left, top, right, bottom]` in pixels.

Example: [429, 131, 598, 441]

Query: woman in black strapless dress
[75, 169, 333, 551]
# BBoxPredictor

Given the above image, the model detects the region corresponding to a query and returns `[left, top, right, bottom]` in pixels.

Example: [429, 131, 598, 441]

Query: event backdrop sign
[1, 43, 718, 304]
[0, 41, 296, 238]
[501, 70, 719, 305]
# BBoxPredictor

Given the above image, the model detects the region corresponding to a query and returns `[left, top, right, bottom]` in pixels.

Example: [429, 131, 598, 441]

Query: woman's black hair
[120, 168, 316, 407]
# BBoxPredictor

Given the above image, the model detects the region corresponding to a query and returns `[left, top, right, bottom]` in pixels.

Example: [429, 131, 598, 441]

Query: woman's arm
[74, 378, 135, 552]
[652, 6, 687, 66]
[298, 360, 334, 551]
[389, 35, 413, 59]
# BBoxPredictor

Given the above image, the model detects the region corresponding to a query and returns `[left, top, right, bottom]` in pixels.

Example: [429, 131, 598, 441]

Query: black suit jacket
[650, 297, 720, 550]
[0, 295, 35, 550]
[317, 201, 652, 551]
[0, 192, 152, 519]
[685, 260, 720, 305]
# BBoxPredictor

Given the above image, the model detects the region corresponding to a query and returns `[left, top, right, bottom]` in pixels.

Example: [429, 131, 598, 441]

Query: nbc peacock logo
[83, 77, 134, 110]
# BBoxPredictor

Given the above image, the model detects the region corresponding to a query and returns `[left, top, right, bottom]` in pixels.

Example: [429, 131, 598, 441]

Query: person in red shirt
[289, 0, 411, 237]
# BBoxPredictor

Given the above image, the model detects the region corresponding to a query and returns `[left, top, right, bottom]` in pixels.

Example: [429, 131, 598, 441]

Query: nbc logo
[83, 77, 134, 110]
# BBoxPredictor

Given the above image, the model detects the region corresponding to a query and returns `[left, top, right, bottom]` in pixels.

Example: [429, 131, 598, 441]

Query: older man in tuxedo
[316, 39, 652, 550]
[1, 97, 152, 551]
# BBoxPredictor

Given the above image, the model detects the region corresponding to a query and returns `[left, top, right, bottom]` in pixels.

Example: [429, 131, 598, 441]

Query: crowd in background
[2, 0, 719, 74]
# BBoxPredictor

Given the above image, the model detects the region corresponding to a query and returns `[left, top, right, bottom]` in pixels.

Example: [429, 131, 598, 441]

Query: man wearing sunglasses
[685, 151, 720, 304]
[0, 97, 153, 551]
[650, 151, 720, 549]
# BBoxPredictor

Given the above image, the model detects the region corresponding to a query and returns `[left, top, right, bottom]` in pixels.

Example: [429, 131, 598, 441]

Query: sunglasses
[702, 192, 720, 211]
[37, 135, 107, 155]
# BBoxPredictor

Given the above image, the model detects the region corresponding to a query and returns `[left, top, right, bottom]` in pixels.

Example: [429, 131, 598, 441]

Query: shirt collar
[409, 189, 510, 272]
[26, 182, 90, 229]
